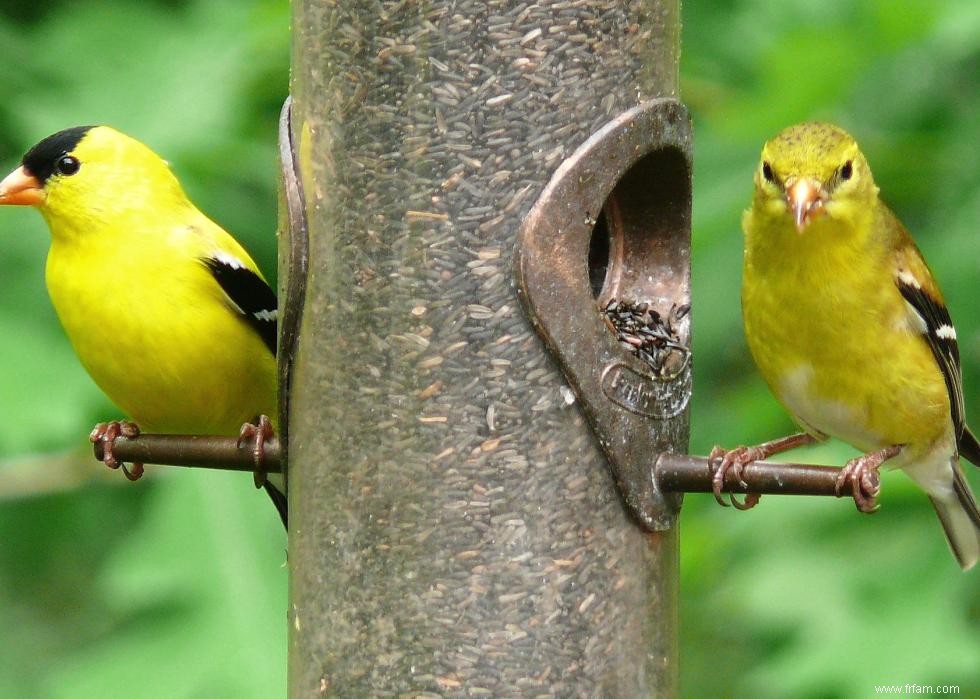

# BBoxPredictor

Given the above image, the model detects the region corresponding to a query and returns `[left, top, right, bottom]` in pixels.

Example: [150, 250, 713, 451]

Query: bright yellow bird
[713, 122, 980, 569]
[0, 126, 286, 526]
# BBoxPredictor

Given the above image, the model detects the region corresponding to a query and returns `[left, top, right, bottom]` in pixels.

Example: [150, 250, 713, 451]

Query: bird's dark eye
[762, 161, 775, 183]
[839, 160, 853, 181]
[56, 155, 80, 176]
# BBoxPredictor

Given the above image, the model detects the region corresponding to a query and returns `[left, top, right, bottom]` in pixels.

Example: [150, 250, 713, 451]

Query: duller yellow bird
[712, 121, 980, 569]
[0, 126, 286, 527]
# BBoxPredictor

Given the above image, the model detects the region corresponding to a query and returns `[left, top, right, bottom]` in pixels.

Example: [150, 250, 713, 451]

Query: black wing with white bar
[202, 254, 278, 356]
[897, 274, 963, 435]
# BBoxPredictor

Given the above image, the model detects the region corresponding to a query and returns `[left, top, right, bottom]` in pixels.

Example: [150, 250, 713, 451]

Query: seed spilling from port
[601, 299, 690, 379]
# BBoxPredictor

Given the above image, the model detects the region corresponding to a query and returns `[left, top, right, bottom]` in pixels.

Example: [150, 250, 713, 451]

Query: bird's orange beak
[786, 178, 824, 233]
[0, 166, 45, 206]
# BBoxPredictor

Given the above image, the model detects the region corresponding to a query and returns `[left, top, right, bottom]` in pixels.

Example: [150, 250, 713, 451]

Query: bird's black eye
[839, 160, 853, 181]
[762, 161, 775, 183]
[56, 154, 80, 176]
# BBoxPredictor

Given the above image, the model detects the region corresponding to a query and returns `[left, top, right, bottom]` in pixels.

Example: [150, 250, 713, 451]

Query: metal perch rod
[655, 452, 860, 497]
[93, 434, 851, 499]
[92, 434, 282, 473]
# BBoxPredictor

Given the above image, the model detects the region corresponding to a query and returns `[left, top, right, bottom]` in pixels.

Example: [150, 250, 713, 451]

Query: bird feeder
[284, 2, 686, 695]
[93, 2, 879, 696]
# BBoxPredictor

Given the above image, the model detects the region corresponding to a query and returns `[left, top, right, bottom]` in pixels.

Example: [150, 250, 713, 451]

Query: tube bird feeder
[81, 3, 891, 694]
[82, 4, 884, 695]
[286, 2, 686, 696]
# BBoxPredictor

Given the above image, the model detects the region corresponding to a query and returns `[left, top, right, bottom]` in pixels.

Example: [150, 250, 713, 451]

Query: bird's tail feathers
[928, 462, 980, 571]
[951, 465, 980, 529]
[957, 426, 980, 468]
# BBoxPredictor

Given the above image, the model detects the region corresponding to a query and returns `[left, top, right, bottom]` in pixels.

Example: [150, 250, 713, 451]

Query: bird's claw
[835, 456, 882, 514]
[238, 414, 275, 489]
[90, 421, 144, 481]
[709, 445, 762, 510]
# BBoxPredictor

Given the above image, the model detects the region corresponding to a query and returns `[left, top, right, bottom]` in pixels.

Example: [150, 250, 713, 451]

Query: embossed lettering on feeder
[601, 359, 691, 419]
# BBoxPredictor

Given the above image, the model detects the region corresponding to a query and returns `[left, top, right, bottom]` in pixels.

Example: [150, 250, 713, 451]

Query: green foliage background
[0, 2, 289, 698]
[684, 2, 980, 696]
[0, 1, 975, 697]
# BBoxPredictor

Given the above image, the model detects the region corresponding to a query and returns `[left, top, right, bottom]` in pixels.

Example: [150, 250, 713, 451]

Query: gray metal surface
[288, 2, 685, 696]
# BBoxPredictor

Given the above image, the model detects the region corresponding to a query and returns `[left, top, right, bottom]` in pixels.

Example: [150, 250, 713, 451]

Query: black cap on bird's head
[0, 125, 94, 206]
[21, 126, 94, 184]
[0, 125, 186, 223]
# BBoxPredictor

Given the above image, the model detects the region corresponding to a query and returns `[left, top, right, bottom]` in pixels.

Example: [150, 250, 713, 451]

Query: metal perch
[655, 453, 865, 498]
[92, 434, 860, 504]
[92, 433, 282, 474]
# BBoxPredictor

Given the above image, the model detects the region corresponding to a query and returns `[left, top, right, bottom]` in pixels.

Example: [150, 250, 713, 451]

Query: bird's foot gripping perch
[710, 432, 818, 509]
[238, 414, 275, 489]
[834, 445, 901, 514]
[90, 421, 144, 481]
[708, 445, 763, 510]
